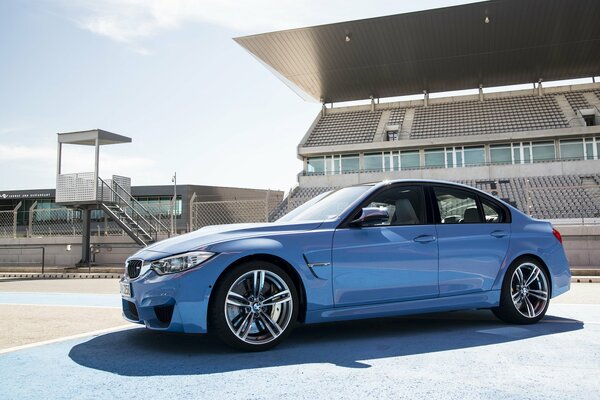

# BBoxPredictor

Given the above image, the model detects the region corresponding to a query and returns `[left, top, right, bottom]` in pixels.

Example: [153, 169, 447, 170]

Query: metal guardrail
[0, 246, 45, 273]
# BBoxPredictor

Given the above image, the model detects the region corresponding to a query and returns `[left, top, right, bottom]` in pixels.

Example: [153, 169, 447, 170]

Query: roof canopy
[57, 129, 132, 146]
[235, 0, 600, 103]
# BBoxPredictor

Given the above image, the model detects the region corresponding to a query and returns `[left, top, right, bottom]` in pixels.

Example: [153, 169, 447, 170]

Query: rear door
[431, 185, 511, 296]
[332, 184, 439, 307]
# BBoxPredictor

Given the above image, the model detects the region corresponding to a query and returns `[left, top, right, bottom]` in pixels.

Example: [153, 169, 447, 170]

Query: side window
[480, 197, 505, 223]
[433, 186, 482, 224]
[361, 185, 426, 226]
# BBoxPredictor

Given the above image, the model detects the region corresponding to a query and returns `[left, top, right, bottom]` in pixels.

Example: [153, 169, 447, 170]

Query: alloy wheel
[224, 269, 293, 345]
[510, 262, 549, 318]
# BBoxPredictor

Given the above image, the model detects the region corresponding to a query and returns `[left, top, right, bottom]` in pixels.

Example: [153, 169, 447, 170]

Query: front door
[332, 185, 439, 307]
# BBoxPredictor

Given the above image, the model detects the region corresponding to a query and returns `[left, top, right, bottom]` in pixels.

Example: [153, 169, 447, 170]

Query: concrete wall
[0, 228, 597, 268]
[557, 225, 600, 269]
[0, 236, 144, 268]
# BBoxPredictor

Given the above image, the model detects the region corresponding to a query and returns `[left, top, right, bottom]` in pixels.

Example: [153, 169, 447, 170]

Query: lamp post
[171, 172, 177, 235]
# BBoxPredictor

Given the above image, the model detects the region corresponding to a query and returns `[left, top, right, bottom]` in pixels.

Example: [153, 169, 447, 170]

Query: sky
[0, 0, 594, 193]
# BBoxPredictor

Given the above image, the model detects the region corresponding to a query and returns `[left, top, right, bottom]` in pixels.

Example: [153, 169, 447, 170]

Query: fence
[0, 202, 21, 238]
[190, 192, 282, 230]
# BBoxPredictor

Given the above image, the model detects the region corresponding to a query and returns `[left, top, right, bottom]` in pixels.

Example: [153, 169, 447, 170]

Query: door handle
[490, 230, 508, 238]
[414, 235, 436, 243]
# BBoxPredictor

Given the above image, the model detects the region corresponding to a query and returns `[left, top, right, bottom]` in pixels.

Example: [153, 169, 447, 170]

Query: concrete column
[78, 207, 91, 267]
[56, 142, 62, 175]
[94, 137, 100, 201]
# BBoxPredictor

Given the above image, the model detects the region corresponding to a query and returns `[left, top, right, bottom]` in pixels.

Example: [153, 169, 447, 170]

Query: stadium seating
[410, 95, 568, 139]
[387, 108, 406, 125]
[564, 91, 593, 112]
[301, 89, 600, 146]
[272, 175, 600, 221]
[303, 110, 383, 147]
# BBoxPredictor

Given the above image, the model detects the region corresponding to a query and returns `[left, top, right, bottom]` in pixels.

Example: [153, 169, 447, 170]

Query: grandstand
[236, 0, 600, 223]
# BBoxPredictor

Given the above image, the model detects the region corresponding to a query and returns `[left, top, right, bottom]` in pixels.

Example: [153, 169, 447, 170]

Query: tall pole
[171, 172, 177, 235]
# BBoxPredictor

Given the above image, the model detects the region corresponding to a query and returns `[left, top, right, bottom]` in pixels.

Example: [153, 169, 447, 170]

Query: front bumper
[120, 257, 225, 334]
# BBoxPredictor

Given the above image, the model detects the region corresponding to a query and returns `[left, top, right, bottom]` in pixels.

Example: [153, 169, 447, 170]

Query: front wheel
[209, 261, 298, 351]
[492, 257, 550, 324]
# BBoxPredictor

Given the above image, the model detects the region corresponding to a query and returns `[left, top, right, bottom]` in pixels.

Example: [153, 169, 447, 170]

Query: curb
[571, 276, 600, 283]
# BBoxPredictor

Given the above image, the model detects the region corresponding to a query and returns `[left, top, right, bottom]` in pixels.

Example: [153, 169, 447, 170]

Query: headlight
[150, 251, 215, 275]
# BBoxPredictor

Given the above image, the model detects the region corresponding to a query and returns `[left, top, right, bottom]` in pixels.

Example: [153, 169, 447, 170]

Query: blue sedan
[120, 180, 570, 351]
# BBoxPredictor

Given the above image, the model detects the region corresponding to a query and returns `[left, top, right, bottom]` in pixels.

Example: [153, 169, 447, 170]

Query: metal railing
[99, 178, 171, 240]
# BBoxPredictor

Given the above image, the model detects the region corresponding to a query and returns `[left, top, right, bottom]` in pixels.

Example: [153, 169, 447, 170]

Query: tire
[209, 260, 299, 351]
[492, 257, 551, 324]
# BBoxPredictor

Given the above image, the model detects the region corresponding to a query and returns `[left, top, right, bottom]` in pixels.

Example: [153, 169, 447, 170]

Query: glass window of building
[464, 146, 485, 166]
[307, 157, 325, 174]
[490, 144, 512, 164]
[327, 155, 341, 174]
[400, 150, 420, 170]
[386, 130, 399, 141]
[531, 141, 555, 162]
[560, 139, 584, 160]
[424, 149, 445, 168]
[585, 138, 596, 160]
[448, 147, 463, 168]
[364, 153, 383, 172]
[341, 154, 359, 173]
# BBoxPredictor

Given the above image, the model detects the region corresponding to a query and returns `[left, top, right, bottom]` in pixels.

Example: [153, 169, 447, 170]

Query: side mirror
[350, 207, 389, 227]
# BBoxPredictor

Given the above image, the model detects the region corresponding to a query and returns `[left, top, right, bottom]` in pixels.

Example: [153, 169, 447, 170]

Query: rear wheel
[209, 260, 298, 351]
[492, 257, 550, 324]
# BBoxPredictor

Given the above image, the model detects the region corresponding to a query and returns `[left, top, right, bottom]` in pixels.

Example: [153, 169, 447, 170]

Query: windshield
[278, 186, 372, 222]
[277, 191, 331, 222]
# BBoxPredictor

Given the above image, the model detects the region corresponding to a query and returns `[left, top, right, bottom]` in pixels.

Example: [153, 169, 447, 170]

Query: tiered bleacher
[563, 91, 592, 112]
[273, 175, 600, 221]
[387, 108, 406, 125]
[410, 95, 568, 138]
[303, 110, 383, 147]
[301, 89, 600, 146]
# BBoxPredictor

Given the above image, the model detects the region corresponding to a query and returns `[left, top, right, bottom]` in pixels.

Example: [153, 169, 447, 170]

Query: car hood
[130, 221, 324, 260]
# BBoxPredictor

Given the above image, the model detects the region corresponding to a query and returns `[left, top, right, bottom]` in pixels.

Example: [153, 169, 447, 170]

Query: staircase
[98, 178, 170, 246]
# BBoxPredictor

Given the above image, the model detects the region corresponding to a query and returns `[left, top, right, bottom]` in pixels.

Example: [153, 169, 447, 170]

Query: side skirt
[305, 290, 501, 324]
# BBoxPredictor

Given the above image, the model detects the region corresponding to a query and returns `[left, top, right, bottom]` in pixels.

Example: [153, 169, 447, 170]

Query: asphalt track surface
[0, 281, 599, 399]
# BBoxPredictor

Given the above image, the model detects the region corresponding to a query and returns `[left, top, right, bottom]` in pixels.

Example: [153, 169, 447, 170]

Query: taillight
[552, 227, 562, 244]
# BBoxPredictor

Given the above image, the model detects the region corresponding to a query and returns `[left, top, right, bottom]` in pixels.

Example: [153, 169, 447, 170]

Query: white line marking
[0, 324, 138, 355]
[0, 291, 118, 296]
[0, 302, 120, 309]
